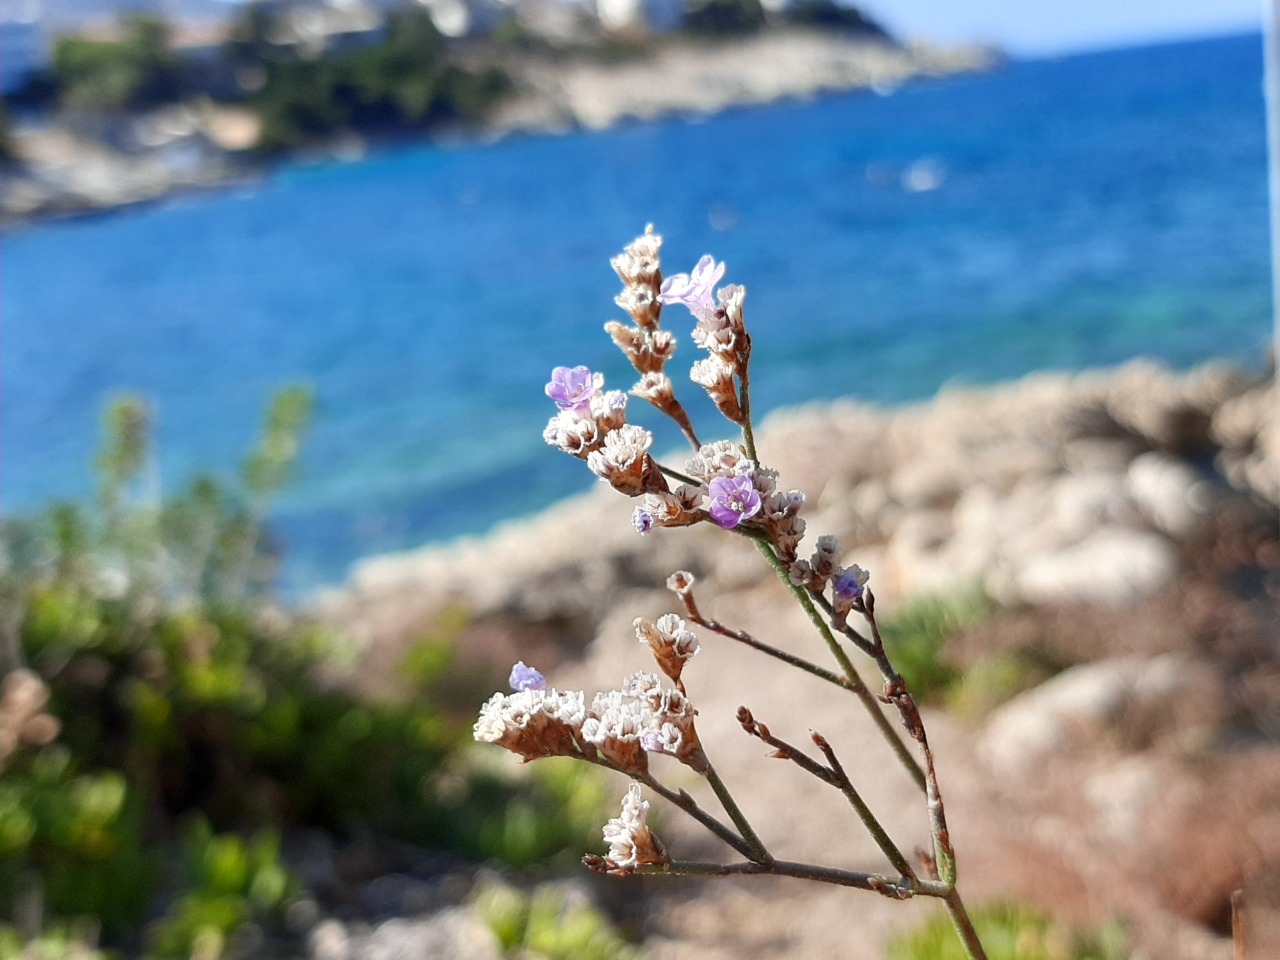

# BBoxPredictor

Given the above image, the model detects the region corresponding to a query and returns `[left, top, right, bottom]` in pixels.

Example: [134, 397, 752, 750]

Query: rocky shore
[315, 358, 1278, 960]
[0, 30, 995, 227]
[485, 30, 997, 134]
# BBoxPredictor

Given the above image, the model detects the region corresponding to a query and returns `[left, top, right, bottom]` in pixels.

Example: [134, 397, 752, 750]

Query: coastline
[0, 30, 997, 228]
[318, 356, 1276, 672]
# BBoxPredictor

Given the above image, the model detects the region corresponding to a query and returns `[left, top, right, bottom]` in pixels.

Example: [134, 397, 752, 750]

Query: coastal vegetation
[229, 7, 511, 152]
[0, 391, 610, 957]
[51, 15, 184, 111]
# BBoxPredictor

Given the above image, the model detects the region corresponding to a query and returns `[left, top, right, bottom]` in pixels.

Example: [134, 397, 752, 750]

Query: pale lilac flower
[707, 475, 762, 529]
[833, 565, 870, 601]
[546, 365, 602, 411]
[658, 255, 726, 319]
[509, 661, 546, 692]
[632, 507, 655, 535]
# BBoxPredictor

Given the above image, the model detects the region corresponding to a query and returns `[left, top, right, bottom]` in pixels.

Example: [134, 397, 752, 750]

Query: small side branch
[583, 756, 754, 860]
[750, 537, 927, 793]
[620, 858, 952, 900]
[658, 399, 702, 451]
[737, 707, 916, 884]
[861, 591, 957, 887]
[699, 756, 773, 864]
[674, 584, 855, 691]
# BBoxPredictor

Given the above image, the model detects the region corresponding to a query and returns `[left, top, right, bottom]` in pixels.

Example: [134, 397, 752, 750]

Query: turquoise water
[3, 32, 1272, 590]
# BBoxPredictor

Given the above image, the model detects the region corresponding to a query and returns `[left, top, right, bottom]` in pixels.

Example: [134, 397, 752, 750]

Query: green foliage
[878, 589, 991, 703]
[783, 0, 888, 35]
[888, 902, 1128, 960]
[0, 101, 16, 164]
[0, 387, 610, 956]
[682, 0, 766, 36]
[474, 879, 643, 960]
[146, 822, 291, 960]
[880, 589, 1065, 715]
[944, 649, 1065, 718]
[52, 15, 184, 110]
[0, 923, 108, 960]
[0, 747, 150, 935]
[238, 8, 511, 151]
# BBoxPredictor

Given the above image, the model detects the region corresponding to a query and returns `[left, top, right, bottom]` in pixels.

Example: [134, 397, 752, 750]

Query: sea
[3, 31, 1273, 594]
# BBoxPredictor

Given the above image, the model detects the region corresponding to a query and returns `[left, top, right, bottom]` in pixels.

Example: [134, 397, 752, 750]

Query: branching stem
[675, 588, 853, 691]
[699, 755, 772, 864]
[749, 537, 927, 792]
[635, 859, 944, 899]
[628, 767, 754, 860]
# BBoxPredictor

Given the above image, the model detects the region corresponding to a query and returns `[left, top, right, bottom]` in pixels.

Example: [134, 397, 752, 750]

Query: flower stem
[944, 887, 990, 960]
[639, 859, 944, 898]
[811, 732, 917, 883]
[700, 756, 772, 864]
[750, 538, 927, 792]
[863, 597, 956, 884]
[630, 768, 754, 859]
[737, 360, 757, 461]
[677, 593, 854, 691]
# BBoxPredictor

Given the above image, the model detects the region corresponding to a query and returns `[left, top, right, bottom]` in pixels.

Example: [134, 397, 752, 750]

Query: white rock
[348, 910, 502, 960]
[1127, 452, 1214, 539]
[992, 527, 1178, 607]
[980, 655, 1196, 775]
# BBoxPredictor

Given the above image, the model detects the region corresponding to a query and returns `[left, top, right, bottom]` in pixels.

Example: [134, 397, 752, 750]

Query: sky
[862, 0, 1264, 56]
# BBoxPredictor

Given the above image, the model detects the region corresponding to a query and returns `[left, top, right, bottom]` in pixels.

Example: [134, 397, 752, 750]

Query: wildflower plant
[475, 226, 990, 959]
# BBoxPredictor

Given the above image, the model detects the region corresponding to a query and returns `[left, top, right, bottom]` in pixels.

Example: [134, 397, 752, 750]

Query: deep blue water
[3, 32, 1272, 591]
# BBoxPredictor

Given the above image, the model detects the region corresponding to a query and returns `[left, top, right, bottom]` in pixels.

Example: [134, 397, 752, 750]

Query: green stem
[811, 733, 917, 883]
[622, 766, 753, 860]
[638, 859, 945, 898]
[700, 757, 772, 864]
[737, 361, 757, 461]
[944, 887, 990, 960]
[683, 607, 854, 692]
[751, 538, 927, 792]
[658, 463, 700, 487]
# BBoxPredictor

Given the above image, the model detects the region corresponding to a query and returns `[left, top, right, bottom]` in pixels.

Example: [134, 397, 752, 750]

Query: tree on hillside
[52, 14, 184, 110]
[784, 0, 890, 37]
[682, 0, 766, 35]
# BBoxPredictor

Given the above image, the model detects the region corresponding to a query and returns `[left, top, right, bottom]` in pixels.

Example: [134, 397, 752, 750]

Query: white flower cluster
[606, 227, 686, 425]
[785, 533, 873, 617]
[584, 671, 702, 773]
[474, 687, 588, 762]
[634, 614, 700, 683]
[601, 783, 668, 871]
[474, 671, 702, 773]
[542, 387, 631, 460]
[586, 423, 656, 495]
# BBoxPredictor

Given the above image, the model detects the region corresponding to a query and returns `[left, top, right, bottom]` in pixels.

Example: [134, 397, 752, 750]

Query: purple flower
[545, 366, 601, 411]
[832, 565, 869, 601]
[632, 507, 655, 535]
[509, 661, 547, 692]
[658, 255, 726, 318]
[706, 475, 762, 530]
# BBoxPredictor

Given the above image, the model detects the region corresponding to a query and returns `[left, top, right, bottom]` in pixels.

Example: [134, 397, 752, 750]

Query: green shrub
[145, 821, 291, 960]
[0, 923, 108, 960]
[474, 878, 643, 960]
[682, 0, 766, 35]
[244, 8, 511, 151]
[0, 388, 608, 955]
[878, 589, 992, 703]
[888, 902, 1128, 960]
[52, 15, 183, 110]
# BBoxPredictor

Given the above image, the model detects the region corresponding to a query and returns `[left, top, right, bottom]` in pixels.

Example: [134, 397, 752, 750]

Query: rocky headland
[485, 30, 996, 134]
[313, 357, 1278, 960]
[0, 30, 995, 227]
